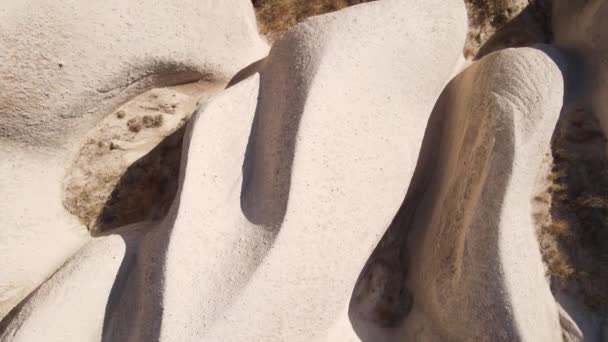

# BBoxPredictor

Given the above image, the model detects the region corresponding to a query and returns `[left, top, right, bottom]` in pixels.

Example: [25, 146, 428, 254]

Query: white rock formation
[0, 0, 267, 320]
[397, 47, 565, 341]
[2, 0, 600, 341]
[1, 0, 468, 340]
[0, 0, 266, 148]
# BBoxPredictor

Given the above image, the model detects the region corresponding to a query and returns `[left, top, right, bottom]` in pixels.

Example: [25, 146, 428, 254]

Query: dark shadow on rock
[348, 73, 465, 340]
[100, 111, 198, 341]
[93, 125, 187, 235]
[532, 44, 608, 337]
[98, 227, 142, 342]
[240, 31, 324, 228]
[226, 58, 267, 89]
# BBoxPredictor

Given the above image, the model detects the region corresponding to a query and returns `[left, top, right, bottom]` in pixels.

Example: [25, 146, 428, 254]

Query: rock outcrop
[0, 0, 266, 320]
[1, 0, 467, 340]
[402, 47, 564, 341]
[2, 0, 607, 341]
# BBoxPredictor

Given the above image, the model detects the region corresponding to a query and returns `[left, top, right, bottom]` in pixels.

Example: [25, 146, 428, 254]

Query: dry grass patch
[542, 220, 573, 240]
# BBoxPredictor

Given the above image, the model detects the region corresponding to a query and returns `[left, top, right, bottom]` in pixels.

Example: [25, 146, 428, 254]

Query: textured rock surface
[2, 0, 608, 341]
[0, 0, 267, 321]
[536, 1, 608, 339]
[0, 0, 266, 148]
[401, 47, 565, 341]
[63, 82, 224, 233]
[1, 0, 467, 340]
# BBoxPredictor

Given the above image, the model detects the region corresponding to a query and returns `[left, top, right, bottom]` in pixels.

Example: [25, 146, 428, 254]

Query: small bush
[542, 221, 573, 240]
[142, 114, 163, 128]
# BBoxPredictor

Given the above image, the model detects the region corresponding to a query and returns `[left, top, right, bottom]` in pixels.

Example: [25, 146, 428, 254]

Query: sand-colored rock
[403, 46, 565, 341]
[0, 227, 142, 342]
[63, 81, 224, 233]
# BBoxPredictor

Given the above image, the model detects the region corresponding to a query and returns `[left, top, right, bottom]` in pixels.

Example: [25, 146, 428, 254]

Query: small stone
[127, 117, 142, 132]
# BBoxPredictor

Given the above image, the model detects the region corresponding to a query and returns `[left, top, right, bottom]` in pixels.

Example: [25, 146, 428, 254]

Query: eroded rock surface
[0, 0, 266, 321]
[401, 47, 565, 341]
[63, 82, 223, 233]
[1, 0, 608, 341]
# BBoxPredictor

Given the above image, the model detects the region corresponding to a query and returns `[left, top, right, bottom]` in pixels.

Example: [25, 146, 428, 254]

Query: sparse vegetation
[542, 221, 573, 240]
[252, 0, 374, 41]
[127, 114, 163, 133]
[543, 241, 575, 279]
[534, 192, 551, 204]
[537, 107, 608, 314]
[252, 0, 550, 59]
[63, 84, 215, 234]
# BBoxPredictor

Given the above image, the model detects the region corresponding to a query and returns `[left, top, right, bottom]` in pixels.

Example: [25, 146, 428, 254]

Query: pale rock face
[1, 0, 599, 341]
[0, 0, 267, 322]
[398, 47, 565, 341]
[0, 0, 267, 148]
[1, 0, 468, 340]
[186, 0, 467, 340]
